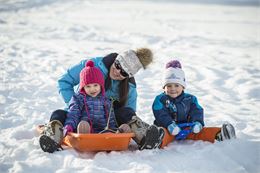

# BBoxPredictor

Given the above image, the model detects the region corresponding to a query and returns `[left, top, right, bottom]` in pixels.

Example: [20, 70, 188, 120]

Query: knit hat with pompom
[163, 60, 186, 88]
[79, 60, 105, 95]
[115, 48, 153, 77]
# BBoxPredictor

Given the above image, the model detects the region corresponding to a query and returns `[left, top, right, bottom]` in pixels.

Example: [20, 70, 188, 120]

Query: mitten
[63, 125, 73, 136]
[167, 122, 181, 136]
[192, 122, 202, 133]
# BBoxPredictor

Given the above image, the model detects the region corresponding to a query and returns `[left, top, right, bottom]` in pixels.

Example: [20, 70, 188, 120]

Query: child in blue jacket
[152, 60, 236, 147]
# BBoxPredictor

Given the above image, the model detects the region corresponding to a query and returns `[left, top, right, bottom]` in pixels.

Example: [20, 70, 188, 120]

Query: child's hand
[167, 122, 181, 136]
[63, 125, 73, 136]
[192, 122, 202, 133]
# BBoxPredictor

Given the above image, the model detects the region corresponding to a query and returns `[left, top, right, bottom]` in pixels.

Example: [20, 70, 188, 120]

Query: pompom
[166, 60, 182, 69]
[86, 60, 94, 67]
[135, 48, 153, 69]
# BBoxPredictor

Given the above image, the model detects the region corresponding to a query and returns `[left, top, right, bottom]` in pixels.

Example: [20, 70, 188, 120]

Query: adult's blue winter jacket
[152, 92, 204, 128]
[58, 53, 137, 111]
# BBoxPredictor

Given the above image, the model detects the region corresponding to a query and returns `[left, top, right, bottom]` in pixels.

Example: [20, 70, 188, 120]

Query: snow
[0, 0, 259, 173]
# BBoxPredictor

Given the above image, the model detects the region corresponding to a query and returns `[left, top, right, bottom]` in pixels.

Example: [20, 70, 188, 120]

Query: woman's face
[109, 61, 128, 80]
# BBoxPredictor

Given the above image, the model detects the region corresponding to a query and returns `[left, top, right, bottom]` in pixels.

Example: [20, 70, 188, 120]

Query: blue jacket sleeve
[57, 60, 86, 107]
[189, 96, 204, 126]
[152, 95, 173, 128]
[64, 94, 82, 130]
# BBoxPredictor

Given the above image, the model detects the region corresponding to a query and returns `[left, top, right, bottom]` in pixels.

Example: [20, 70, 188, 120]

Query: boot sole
[39, 135, 63, 153]
[154, 127, 165, 149]
[77, 121, 90, 134]
[221, 123, 236, 140]
[139, 125, 164, 150]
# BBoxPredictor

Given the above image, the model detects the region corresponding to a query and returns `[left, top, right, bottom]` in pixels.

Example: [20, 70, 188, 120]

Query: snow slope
[0, 0, 259, 173]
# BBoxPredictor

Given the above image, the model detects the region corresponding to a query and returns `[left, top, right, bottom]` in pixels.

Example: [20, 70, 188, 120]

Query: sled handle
[99, 97, 117, 134]
[178, 122, 195, 128]
[175, 122, 195, 140]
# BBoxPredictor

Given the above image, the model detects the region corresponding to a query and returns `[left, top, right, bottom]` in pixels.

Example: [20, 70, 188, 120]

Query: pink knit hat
[79, 60, 105, 95]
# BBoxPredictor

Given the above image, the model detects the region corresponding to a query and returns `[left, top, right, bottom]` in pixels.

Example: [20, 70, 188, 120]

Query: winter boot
[118, 124, 131, 133]
[39, 120, 64, 153]
[139, 125, 165, 150]
[77, 121, 90, 134]
[216, 123, 236, 141]
[127, 116, 165, 150]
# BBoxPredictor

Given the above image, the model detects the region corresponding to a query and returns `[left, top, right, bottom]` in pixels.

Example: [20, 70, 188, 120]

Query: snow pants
[160, 127, 221, 148]
[49, 107, 135, 126]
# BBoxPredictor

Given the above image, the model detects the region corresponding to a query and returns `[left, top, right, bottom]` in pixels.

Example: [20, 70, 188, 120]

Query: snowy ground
[0, 0, 260, 173]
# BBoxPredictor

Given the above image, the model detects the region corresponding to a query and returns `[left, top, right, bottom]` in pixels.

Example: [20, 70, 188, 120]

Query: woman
[40, 48, 164, 152]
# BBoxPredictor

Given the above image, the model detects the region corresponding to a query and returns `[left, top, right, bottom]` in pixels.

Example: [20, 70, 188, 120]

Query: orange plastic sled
[37, 125, 135, 152]
[64, 132, 135, 152]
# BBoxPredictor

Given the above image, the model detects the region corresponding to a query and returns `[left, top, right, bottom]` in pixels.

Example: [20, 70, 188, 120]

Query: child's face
[164, 83, 184, 98]
[83, 83, 101, 97]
